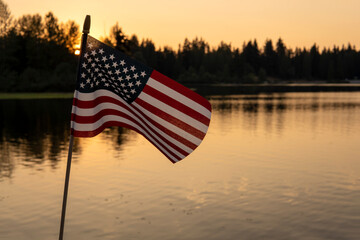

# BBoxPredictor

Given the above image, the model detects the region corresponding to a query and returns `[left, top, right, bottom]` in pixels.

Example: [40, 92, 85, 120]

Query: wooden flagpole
[59, 15, 91, 240]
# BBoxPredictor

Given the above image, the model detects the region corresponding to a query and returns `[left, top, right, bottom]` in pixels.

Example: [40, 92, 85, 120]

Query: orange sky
[7, 0, 360, 50]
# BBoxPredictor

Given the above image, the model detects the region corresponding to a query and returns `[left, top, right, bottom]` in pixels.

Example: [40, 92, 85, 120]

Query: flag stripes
[71, 71, 211, 163]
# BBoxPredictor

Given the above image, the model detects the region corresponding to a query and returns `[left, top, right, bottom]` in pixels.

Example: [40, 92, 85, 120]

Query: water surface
[0, 92, 359, 239]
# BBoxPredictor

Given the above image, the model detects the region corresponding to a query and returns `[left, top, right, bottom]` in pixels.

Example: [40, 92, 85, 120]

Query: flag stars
[128, 82, 134, 87]
[133, 73, 139, 79]
[130, 89, 136, 94]
[118, 76, 123, 81]
[125, 75, 131, 81]
[135, 80, 141, 86]
[99, 48, 104, 54]
[105, 64, 110, 69]
[104, 83, 109, 87]
[82, 63, 87, 68]
[115, 69, 121, 75]
[81, 73, 86, 78]
[88, 43, 93, 49]
[130, 66, 136, 71]
[86, 78, 91, 83]
[91, 50, 96, 56]
[84, 53, 89, 58]
[80, 83, 85, 88]
[123, 67, 128, 73]
[102, 56, 108, 62]
[87, 58, 92, 63]
[120, 60, 126, 66]
[113, 62, 118, 68]
[109, 54, 115, 60]
[140, 71, 146, 77]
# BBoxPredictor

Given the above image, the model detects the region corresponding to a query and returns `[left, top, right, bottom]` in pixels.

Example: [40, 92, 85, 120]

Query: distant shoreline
[1, 83, 360, 99]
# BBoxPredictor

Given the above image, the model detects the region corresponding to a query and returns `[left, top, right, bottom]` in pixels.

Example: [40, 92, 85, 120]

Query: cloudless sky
[7, 0, 360, 50]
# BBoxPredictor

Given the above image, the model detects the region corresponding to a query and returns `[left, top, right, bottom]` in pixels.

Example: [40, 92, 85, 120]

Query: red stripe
[72, 96, 194, 156]
[142, 84, 211, 126]
[135, 98, 206, 140]
[71, 121, 177, 163]
[73, 96, 198, 150]
[150, 70, 212, 112]
[72, 108, 190, 158]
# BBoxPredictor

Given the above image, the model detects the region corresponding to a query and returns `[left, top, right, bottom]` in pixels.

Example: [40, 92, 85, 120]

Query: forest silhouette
[1, 1, 360, 92]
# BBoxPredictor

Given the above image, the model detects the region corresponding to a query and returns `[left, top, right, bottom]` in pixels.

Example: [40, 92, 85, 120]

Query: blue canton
[77, 35, 152, 103]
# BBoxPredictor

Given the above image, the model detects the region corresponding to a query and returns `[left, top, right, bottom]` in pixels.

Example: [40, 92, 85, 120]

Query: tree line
[0, 1, 359, 92]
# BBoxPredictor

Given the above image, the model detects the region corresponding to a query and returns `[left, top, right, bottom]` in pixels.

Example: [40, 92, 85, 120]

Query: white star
[108, 70, 112, 75]
[80, 83, 85, 88]
[104, 83, 109, 87]
[128, 82, 134, 87]
[115, 69, 120, 75]
[140, 71, 146, 77]
[126, 94, 130, 98]
[82, 63, 87, 68]
[104, 64, 110, 69]
[94, 58, 99, 62]
[90, 83, 94, 88]
[99, 49, 104, 54]
[130, 89, 136, 94]
[109, 54, 115, 60]
[91, 50, 96, 56]
[101, 78, 106, 82]
[96, 81, 100, 85]
[112, 62, 118, 68]
[94, 68, 99, 72]
[133, 73, 139, 79]
[81, 73, 86, 78]
[125, 75, 131, 81]
[98, 73, 103, 77]
[91, 63, 96, 68]
[123, 67, 128, 73]
[130, 66, 136, 71]
[121, 83, 126, 88]
[88, 43, 93, 49]
[102, 56, 108, 62]
[120, 60, 126, 66]
[87, 58, 92, 63]
[86, 78, 91, 83]
[135, 80, 141, 86]
[118, 76, 123, 81]
[84, 53, 89, 58]
[124, 89, 128, 93]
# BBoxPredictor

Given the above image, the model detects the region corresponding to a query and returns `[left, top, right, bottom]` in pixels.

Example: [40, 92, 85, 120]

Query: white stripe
[147, 78, 211, 119]
[71, 115, 179, 162]
[72, 100, 194, 154]
[138, 92, 209, 133]
[132, 102, 202, 145]
[72, 103, 187, 159]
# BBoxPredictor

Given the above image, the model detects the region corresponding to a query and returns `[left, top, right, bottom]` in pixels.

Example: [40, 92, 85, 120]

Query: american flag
[71, 35, 212, 163]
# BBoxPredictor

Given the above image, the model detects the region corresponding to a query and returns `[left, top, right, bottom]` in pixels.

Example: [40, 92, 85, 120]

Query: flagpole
[59, 15, 91, 240]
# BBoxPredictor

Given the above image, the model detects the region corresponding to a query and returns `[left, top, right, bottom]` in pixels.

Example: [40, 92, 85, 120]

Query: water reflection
[1, 92, 360, 179]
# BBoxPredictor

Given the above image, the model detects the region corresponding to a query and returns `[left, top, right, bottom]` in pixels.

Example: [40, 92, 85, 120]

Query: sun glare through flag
[70, 35, 212, 163]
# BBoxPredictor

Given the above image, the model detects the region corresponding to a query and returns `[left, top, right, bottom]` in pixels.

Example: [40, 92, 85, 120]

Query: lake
[0, 91, 360, 239]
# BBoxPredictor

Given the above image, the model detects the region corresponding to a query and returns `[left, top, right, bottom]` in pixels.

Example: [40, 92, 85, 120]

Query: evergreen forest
[1, 1, 360, 92]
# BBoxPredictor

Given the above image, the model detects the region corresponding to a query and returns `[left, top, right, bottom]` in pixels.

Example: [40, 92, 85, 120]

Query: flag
[71, 35, 212, 163]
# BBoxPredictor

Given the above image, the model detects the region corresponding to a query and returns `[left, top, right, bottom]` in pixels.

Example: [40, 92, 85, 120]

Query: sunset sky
[7, 0, 360, 50]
